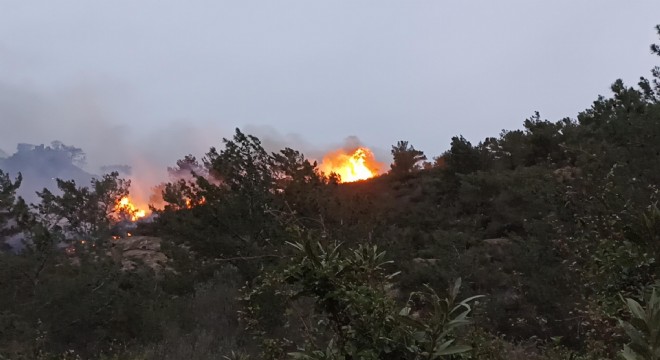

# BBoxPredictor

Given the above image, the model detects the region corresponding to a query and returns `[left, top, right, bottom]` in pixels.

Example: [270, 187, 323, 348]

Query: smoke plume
[0, 80, 389, 206]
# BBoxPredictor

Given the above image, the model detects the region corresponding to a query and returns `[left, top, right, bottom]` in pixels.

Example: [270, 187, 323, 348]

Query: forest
[1, 26, 660, 360]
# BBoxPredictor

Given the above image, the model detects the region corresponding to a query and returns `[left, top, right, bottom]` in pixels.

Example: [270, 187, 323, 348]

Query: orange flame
[185, 197, 206, 208]
[319, 147, 382, 183]
[116, 196, 147, 221]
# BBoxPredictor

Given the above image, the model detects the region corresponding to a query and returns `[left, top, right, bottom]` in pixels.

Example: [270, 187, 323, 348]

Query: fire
[319, 147, 382, 182]
[185, 197, 206, 208]
[116, 196, 147, 221]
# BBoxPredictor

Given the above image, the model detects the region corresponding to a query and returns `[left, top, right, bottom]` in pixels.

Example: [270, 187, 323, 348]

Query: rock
[553, 166, 581, 183]
[481, 238, 512, 263]
[412, 258, 441, 265]
[483, 238, 511, 246]
[109, 236, 170, 272]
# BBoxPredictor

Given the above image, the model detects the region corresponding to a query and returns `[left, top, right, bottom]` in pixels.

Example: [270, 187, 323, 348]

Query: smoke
[0, 142, 94, 204]
[100, 165, 132, 176]
[0, 80, 391, 207]
[243, 124, 323, 160]
[0, 80, 228, 206]
[244, 125, 390, 168]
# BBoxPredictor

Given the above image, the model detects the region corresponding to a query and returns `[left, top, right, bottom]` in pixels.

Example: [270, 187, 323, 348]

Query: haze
[1, 1, 659, 176]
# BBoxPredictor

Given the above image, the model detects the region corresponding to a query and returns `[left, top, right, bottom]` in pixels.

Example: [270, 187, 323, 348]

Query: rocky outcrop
[109, 236, 169, 272]
[553, 166, 581, 183]
[412, 257, 441, 266]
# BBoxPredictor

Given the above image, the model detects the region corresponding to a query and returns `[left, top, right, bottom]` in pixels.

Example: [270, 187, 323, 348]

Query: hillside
[1, 27, 660, 360]
[0, 142, 94, 204]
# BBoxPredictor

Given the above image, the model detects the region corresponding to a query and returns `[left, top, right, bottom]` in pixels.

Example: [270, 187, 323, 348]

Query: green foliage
[651, 24, 660, 57]
[1, 22, 659, 360]
[200, 128, 277, 243]
[0, 171, 173, 359]
[390, 141, 427, 176]
[0, 235, 167, 358]
[154, 128, 337, 282]
[620, 289, 660, 360]
[34, 171, 131, 242]
[240, 234, 480, 359]
[0, 169, 27, 249]
[445, 136, 483, 174]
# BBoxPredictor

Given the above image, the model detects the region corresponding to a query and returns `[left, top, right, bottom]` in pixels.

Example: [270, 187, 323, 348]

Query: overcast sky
[1, 1, 659, 175]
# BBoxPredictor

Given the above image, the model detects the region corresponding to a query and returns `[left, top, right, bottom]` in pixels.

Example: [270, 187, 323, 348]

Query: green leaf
[620, 321, 649, 351]
[434, 343, 472, 357]
[450, 278, 462, 300]
[627, 298, 646, 320]
[621, 345, 643, 360]
[396, 314, 426, 330]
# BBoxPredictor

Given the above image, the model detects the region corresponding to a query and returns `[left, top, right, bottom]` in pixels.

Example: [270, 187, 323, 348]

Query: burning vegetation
[319, 147, 383, 182]
[3, 22, 660, 359]
[115, 196, 147, 221]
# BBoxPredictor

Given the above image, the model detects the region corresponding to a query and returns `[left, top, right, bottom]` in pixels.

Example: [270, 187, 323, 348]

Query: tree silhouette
[651, 24, 660, 56]
[389, 141, 427, 176]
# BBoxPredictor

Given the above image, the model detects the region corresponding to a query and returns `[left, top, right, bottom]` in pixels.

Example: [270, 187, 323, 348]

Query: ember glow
[185, 197, 206, 208]
[116, 196, 147, 221]
[319, 147, 382, 183]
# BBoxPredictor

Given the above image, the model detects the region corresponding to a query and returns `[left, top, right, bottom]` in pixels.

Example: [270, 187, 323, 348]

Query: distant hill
[0, 142, 94, 204]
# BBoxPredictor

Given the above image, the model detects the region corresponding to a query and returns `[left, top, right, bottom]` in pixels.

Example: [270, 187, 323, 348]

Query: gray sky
[1, 1, 659, 178]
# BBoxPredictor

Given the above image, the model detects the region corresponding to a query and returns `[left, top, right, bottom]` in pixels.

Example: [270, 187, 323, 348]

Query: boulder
[109, 236, 170, 272]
